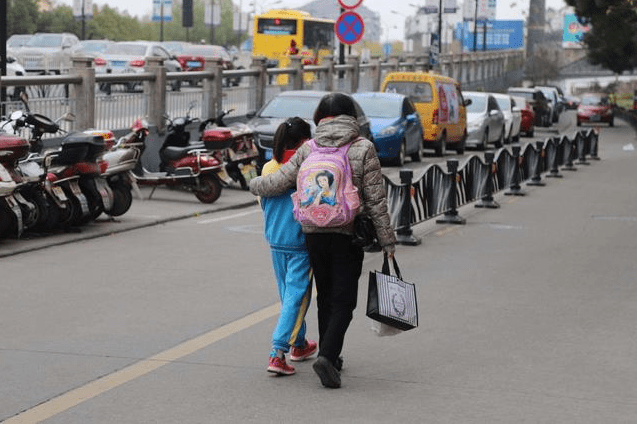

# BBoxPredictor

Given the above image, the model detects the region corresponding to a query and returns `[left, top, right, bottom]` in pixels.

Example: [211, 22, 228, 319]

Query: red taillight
[94, 57, 106, 66]
[432, 108, 439, 124]
[130, 59, 145, 67]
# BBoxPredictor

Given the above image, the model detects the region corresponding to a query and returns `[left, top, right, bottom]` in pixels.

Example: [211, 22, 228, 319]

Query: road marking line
[2, 304, 280, 424]
[197, 208, 261, 224]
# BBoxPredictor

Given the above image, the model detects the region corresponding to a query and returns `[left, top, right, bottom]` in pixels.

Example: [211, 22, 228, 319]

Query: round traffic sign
[337, 0, 364, 9]
[335, 11, 365, 45]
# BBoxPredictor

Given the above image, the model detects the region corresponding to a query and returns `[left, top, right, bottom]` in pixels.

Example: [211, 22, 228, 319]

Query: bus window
[257, 18, 297, 35]
[304, 20, 334, 49]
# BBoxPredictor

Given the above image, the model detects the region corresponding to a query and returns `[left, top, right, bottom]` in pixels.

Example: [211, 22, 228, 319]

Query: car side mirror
[463, 99, 472, 106]
[246, 110, 257, 119]
[406, 113, 418, 122]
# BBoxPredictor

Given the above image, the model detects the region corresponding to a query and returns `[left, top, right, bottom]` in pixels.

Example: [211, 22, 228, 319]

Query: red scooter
[130, 113, 224, 204]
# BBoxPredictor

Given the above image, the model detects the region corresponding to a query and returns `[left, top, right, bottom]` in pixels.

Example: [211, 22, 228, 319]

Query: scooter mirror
[10, 111, 23, 120]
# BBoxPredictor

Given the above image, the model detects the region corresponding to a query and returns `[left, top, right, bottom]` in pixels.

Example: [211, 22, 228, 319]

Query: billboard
[563, 14, 590, 48]
[462, 0, 496, 21]
[152, 0, 172, 22]
[456, 20, 524, 51]
[424, 0, 458, 14]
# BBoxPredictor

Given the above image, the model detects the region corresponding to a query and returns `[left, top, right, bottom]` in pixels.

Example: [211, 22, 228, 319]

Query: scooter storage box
[58, 134, 101, 164]
[202, 128, 234, 150]
[0, 133, 30, 161]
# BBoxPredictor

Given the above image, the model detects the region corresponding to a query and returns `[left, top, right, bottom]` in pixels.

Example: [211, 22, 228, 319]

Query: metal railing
[384, 129, 600, 245]
[1, 50, 524, 135]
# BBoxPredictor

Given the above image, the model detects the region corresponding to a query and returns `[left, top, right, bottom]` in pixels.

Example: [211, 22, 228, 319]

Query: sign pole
[339, 6, 345, 78]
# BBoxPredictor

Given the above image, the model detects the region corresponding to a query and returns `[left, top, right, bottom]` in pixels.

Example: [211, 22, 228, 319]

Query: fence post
[145, 56, 166, 134]
[202, 57, 220, 120]
[475, 151, 500, 208]
[290, 56, 303, 90]
[505, 145, 525, 196]
[436, 159, 466, 224]
[588, 129, 600, 160]
[527, 141, 546, 186]
[251, 56, 267, 111]
[546, 136, 563, 178]
[562, 134, 578, 171]
[576, 129, 590, 165]
[395, 169, 422, 246]
[72, 56, 95, 130]
[347, 56, 360, 93]
[323, 55, 334, 92]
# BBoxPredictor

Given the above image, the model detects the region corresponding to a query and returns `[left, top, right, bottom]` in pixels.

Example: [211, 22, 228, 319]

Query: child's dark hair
[313, 92, 358, 125]
[272, 117, 311, 162]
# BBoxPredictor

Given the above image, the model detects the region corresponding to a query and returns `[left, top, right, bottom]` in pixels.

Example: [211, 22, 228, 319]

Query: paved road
[0, 118, 635, 423]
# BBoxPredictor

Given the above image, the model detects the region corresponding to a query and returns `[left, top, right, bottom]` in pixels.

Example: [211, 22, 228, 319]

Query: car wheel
[393, 141, 406, 166]
[576, 120, 581, 127]
[527, 127, 534, 138]
[609, 116, 614, 127]
[455, 132, 466, 155]
[478, 130, 488, 151]
[495, 127, 504, 148]
[434, 133, 446, 157]
[409, 139, 422, 162]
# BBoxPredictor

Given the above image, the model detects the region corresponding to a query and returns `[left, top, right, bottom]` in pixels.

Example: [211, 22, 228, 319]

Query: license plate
[111, 60, 127, 67]
[590, 115, 601, 122]
[69, 180, 82, 195]
[187, 61, 201, 68]
[52, 185, 67, 201]
[95, 178, 112, 210]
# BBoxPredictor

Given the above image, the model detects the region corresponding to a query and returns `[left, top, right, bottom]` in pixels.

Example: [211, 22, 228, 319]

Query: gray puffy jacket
[249, 115, 396, 251]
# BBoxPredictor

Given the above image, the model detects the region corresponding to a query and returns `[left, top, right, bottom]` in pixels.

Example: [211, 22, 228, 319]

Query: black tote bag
[366, 254, 418, 331]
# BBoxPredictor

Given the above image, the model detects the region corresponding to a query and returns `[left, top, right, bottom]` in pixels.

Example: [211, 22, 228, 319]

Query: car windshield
[26, 34, 63, 48]
[104, 44, 147, 56]
[495, 97, 511, 111]
[384, 81, 433, 103]
[509, 91, 533, 101]
[8, 35, 32, 47]
[259, 96, 322, 119]
[465, 95, 487, 113]
[354, 97, 401, 118]
[581, 95, 607, 106]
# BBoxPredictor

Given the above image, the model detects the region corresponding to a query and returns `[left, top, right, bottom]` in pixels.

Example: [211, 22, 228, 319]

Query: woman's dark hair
[272, 117, 311, 162]
[313, 92, 358, 125]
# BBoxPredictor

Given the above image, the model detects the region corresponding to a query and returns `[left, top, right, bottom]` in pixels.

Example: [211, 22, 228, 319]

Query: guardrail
[385, 128, 599, 245]
[0, 50, 524, 134]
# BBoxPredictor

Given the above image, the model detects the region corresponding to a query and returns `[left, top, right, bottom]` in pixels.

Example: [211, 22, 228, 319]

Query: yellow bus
[252, 9, 335, 84]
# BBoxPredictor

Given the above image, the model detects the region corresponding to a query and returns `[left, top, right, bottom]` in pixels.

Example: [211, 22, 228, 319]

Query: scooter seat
[163, 146, 195, 160]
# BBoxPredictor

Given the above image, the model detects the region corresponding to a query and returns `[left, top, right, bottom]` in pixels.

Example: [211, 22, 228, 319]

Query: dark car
[507, 87, 552, 127]
[174, 44, 240, 86]
[246, 90, 373, 173]
[577, 93, 615, 127]
[351, 92, 423, 166]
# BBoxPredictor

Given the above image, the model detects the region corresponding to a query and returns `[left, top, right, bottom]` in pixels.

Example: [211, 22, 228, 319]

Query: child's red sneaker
[290, 339, 318, 362]
[267, 356, 295, 375]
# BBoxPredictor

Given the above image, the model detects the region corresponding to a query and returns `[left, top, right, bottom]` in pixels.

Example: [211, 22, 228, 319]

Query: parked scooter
[0, 162, 20, 238]
[131, 112, 224, 204]
[197, 108, 258, 190]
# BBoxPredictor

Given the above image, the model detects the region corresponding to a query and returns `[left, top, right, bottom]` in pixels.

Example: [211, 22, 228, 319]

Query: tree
[565, 0, 637, 74]
[7, 0, 39, 35]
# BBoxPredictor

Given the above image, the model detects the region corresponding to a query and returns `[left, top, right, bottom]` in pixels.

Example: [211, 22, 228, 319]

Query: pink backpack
[292, 139, 361, 227]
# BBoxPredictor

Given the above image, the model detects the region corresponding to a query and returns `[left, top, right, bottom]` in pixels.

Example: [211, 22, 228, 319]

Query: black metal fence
[385, 129, 600, 245]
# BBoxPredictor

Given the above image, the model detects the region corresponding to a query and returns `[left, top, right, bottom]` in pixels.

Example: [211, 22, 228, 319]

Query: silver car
[492, 93, 522, 143]
[11, 32, 79, 75]
[463, 91, 505, 150]
[94, 41, 182, 92]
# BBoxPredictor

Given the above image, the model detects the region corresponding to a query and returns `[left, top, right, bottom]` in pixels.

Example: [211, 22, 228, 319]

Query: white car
[4, 54, 26, 100]
[492, 93, 522, 143]
[11, 32, 79, 75]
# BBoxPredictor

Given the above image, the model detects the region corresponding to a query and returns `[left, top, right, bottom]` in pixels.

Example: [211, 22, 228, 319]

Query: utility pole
[438, 0, 442, 58]
[473, 0, 478, 51]
[526, 0, 545, 59]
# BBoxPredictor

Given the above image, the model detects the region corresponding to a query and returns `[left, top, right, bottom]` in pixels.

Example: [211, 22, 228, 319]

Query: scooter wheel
[194, 175, 222, 204]
[0, 203, 13, 238]
[108, 183, 133, 217]
[38, 192, 61, 232]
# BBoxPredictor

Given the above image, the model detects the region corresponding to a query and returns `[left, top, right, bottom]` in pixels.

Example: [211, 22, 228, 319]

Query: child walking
[260, 117, 317, 375]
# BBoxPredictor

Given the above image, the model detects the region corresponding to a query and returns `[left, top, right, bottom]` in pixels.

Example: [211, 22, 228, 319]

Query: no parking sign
[335, 11, 365, 45]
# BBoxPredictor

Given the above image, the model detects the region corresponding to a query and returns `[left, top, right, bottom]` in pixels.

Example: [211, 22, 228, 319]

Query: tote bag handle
[381, 253, 403, 281]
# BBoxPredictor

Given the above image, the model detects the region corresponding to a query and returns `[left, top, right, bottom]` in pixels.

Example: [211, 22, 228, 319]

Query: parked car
[463, 91, 506, 150]
[69, 39, 113, 58]
[492, 93, 522, 143]
[173, 44, 241, 86]
[577, 93, 615, 127]
[352, 92, 424, 166]
[381, 72, 468, 155]
[507, 87, 552, 127]
[511, 96, 535, 138]
[3, 54, 26, 100]
[246, 90, 373, 172]
[535, 86, 563, 123]
[11, 32, 79, 75]
[94, 41, 182, 92]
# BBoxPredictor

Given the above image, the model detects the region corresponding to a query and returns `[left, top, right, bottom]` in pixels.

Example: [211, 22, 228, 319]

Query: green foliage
[565, 0, 637, 74]
[6, 0, 247, 47]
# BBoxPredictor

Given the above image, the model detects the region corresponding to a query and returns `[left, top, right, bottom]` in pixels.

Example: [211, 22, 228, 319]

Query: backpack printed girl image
[292, 139, 361, 227]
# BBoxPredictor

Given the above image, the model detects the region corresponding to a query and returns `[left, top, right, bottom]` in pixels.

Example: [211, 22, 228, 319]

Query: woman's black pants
[305, 233, 364, 366]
